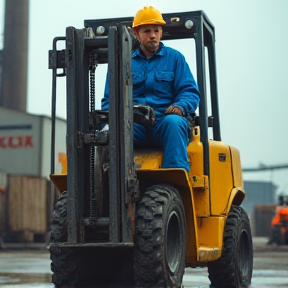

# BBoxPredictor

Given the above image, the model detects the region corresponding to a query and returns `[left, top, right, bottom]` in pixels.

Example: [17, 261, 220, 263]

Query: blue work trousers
[134, 114, 190, 172]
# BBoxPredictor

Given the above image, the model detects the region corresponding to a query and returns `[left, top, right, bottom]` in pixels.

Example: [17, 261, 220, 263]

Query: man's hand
[165, 105, 183, 116]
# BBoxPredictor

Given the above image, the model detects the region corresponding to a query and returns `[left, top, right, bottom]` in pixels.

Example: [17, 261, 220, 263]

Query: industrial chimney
[1, 0, 29, 112]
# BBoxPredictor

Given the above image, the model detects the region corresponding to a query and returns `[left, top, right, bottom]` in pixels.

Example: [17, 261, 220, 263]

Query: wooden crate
[8, 175, 48, 235]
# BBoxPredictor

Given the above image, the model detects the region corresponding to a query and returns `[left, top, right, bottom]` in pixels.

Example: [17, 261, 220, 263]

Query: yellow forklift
[49, 10, 253, 288]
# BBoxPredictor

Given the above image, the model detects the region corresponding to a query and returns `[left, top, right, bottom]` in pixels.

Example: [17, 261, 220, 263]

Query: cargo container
[0, 107, 66, 177]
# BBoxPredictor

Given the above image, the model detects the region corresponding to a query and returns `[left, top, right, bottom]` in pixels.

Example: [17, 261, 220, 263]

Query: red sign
[0, 136, 33, 148]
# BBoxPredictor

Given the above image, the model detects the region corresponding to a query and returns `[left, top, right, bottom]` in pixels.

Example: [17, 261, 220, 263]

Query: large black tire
[50, 191, 78, 287]
[50, 191, 68, 243]
[208, 205, 253, 288]
[134, 184, 187, 288]
[50, 192, 134, 288]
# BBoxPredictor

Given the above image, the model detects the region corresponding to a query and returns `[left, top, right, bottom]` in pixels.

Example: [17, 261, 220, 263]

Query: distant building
[242, 180, 277, 215]
[242, 180, 278, 236]
[0, 107, 66, 178]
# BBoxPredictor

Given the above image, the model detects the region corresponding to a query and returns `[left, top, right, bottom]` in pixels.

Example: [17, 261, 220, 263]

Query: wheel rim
[166, 211, 181, 273]
[239, 229, 251, 278]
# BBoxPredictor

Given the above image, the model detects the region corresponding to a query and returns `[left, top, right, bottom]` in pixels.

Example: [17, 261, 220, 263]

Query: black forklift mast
[64, 25, 135, 244]
[49, 10, 220, 245]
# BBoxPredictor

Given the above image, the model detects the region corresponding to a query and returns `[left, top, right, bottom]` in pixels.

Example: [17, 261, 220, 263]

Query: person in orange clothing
[268, 195, 288, 245]
[271, 206, 288, 225]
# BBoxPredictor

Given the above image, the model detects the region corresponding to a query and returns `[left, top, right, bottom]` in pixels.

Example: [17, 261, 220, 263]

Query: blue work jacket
[102, 42, 200, 120]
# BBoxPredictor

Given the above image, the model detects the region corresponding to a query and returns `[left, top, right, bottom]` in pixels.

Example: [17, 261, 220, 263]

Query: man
[102, 6, 200, 172]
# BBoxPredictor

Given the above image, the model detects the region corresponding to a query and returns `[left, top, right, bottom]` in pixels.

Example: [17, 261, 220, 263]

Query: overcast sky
[1, 0, 288, 196]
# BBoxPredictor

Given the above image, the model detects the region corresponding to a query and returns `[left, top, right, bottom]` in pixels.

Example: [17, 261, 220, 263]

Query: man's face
[136, 24, 163, 57]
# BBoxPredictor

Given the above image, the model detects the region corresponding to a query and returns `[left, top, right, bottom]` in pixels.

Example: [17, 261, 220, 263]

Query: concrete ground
[0, 237, 287, 288]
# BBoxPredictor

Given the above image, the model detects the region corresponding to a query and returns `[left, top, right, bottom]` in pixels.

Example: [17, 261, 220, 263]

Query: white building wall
[0, 107, 41, 175]
[0, 107, 66, 178]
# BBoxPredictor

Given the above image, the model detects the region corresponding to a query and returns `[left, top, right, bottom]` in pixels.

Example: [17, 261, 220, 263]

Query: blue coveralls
[102, 42, 200, 172]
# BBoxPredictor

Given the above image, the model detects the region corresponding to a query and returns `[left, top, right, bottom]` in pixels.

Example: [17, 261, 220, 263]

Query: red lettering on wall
[0, 136, 33, 149]
[0, 137, 6, 148]
[8, 136, 21, 148]
[24, 136, 33, 148]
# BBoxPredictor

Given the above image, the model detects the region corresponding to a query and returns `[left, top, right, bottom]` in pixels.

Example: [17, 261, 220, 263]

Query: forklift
[49, 10, 253, 288]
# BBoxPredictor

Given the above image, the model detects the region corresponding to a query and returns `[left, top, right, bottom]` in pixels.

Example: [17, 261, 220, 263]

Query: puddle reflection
[0, 273, 52, 287]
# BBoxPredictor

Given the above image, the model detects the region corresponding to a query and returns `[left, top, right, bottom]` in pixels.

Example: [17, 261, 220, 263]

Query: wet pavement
[0, 237, 287, 288]
[0, 250, 52, 288]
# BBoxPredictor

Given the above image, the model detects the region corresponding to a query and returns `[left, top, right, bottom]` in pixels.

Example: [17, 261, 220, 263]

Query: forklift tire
[134, 184, 187, 288]
[207, 205, 253, 288]
[50, 191, 77, 287]
[50, 191, 68, 243]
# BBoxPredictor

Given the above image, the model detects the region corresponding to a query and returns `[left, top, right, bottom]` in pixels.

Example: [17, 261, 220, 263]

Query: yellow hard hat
[132, 6, 166, 28]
